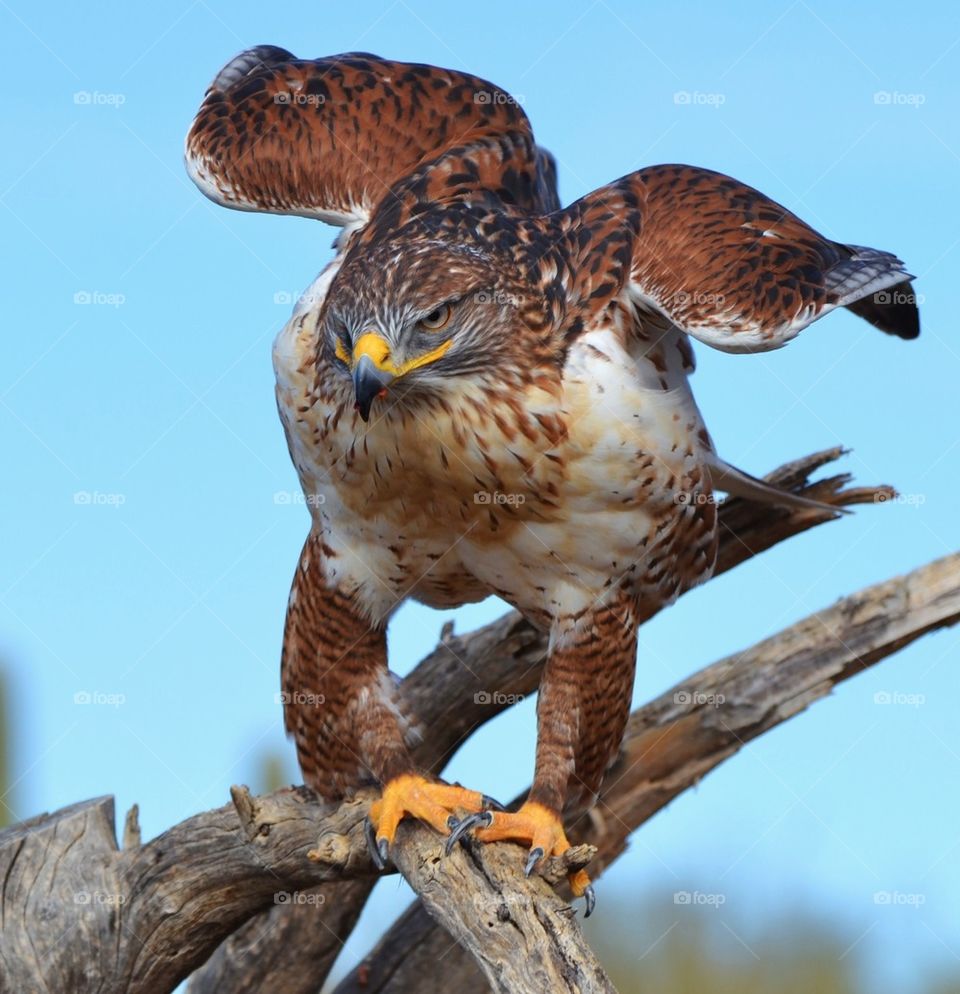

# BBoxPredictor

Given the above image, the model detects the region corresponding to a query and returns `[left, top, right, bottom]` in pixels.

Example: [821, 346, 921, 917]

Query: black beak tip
[352, 356, 391, 424]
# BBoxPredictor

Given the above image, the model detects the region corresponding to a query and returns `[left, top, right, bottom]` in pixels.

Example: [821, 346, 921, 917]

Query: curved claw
[365, 817, 387, 871]
[524, 846, 545, 877]
[443, 810, 493, 855]
[481, 794, 507, 812]
[583, 884, 596, 918]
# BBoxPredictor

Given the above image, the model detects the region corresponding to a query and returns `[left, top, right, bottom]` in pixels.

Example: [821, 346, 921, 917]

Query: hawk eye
[419, 303, 453, 332]
[333, 329, 352, 366]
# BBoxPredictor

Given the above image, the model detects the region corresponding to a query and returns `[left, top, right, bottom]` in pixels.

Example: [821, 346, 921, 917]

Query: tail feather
[707, 456, 848, 515]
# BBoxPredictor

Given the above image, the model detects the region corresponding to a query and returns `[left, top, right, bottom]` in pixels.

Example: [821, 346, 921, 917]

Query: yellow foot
[448, 800, 596, 916]
[366, 774, 493, 869]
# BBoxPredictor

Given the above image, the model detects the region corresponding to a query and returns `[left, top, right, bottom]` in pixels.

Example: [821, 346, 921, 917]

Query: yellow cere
[348, 331, 453, 377]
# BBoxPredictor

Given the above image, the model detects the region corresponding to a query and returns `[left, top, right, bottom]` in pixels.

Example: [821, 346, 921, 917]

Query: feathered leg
[468, 594, 639, 912]
[282, 530, 490, 865]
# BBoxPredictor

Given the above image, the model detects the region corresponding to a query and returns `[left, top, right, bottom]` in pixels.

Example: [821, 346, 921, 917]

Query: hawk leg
[454, 595, 639, 914]
[282, 531, 496, 865]
[282, 531, 416, 795]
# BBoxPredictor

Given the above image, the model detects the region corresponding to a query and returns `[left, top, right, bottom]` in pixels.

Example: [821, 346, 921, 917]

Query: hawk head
[321, 228, 535, 421]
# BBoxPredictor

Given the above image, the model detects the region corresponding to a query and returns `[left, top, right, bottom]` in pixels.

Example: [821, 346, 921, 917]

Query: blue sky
[1, 0, 958, 988]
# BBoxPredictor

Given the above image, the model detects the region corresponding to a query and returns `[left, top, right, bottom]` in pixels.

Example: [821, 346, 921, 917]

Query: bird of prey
[186, 46, 919, 913]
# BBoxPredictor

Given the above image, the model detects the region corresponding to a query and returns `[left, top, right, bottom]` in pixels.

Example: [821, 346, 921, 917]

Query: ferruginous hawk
[186, 46, 919, 912]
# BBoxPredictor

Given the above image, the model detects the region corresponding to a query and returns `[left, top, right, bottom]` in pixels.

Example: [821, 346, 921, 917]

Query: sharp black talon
[583, 884, 596, 918]
[365, 818, 385, 871]
[444, 810, 492, 855]
[377, 837, 389, 866]
[524, 846, 545, 877]
[481, 794, 507, 812]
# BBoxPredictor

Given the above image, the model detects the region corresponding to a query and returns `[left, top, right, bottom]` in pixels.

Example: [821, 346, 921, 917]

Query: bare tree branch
[0, 786, 376, 994]
[332, 549, 960, 993]
[184, 881, 372, 994]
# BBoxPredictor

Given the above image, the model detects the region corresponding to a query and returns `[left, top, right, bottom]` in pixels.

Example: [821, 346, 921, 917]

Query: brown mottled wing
[185, 46, 556, 226]
[564, 164, 918, 350]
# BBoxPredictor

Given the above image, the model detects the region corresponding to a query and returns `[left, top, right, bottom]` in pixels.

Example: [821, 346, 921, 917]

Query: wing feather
[562, 164, 919, 351]
[185, 47, 555, 228]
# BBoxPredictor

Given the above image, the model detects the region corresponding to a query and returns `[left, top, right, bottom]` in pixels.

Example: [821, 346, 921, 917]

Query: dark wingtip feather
[210, 46, 296, 93]
[845, 279, 920, 340]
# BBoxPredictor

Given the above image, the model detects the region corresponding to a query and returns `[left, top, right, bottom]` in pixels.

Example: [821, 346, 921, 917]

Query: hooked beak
[352, 354, 394, 422]
[345, 328, 452, 421]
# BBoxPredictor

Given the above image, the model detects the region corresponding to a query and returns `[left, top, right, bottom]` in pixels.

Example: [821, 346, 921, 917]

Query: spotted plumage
[187, 46, 919, 905]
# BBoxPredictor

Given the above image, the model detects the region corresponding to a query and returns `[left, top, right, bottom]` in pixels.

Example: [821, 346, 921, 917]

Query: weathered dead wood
[333, 550, 960, 993]
[0, 787, 376, 994]
[0, 451, 942, 994]
[182, 880, 372, 994]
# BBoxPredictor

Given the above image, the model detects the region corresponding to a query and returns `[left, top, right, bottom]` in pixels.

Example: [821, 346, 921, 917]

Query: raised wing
[563, 164, 918, 351]
[185, 46, 557, 228]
